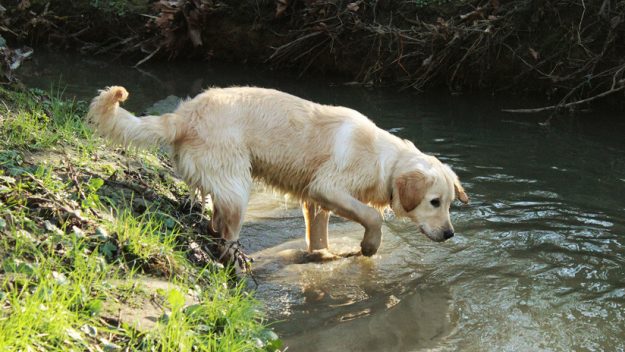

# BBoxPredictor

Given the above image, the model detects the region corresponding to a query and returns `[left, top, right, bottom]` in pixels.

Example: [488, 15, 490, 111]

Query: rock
[72, 226, 85, 239]
[15, 229, 36, 243]
[80, 324, 98, 338]
[143, 95, 182, 115]
[43, 220, 63, 236]
[95, 226, 109, 241]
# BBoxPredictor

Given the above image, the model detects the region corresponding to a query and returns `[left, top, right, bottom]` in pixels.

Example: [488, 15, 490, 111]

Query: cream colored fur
[87, 86, 468, 256]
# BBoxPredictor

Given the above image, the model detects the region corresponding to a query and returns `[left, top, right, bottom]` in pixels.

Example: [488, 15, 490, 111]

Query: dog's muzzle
[419, 225, 454, 242]
[443, 229, 454, 240]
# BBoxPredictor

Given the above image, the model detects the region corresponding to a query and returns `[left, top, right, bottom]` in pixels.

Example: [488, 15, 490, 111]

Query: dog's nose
[443, 229, 454, 240]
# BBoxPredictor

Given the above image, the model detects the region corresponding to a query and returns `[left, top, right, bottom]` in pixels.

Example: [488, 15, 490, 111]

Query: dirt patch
[104, 277, 200, 331]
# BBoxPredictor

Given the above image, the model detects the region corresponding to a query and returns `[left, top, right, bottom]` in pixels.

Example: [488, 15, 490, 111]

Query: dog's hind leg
[302, 201, 330, 252]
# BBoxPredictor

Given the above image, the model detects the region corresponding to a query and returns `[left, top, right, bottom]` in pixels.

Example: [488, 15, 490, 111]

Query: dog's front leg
[209, 178, 251, 243]
[311, 191, 382, 256]
[211, 195, 249, 264]
[211, 198, 246, 242]
[302, 201, 330, 252]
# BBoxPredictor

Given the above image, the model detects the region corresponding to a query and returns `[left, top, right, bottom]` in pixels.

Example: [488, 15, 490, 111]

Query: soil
[104, 277, 200, 331]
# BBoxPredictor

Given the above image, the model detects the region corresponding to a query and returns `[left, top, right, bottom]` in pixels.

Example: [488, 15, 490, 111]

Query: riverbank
[2, 0, 624, 111]
[0, 86, 281, 351]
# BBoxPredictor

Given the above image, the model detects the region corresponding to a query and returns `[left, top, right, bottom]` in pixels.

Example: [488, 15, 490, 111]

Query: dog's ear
[454, 179, 469, 204]
[396, 171, 429, 212]
[441, 163, 469, 204]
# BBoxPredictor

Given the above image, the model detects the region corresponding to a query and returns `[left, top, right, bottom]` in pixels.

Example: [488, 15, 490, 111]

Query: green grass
[103, 205, 186, 276]
[140, 270, 276, 351]
[0, 87, 94, 150]
[0, 236, 110, 351]
[0, 86, 280, 351]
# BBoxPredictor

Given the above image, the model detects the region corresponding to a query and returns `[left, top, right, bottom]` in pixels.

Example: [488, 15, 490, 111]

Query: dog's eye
[430, 198, 441, 208]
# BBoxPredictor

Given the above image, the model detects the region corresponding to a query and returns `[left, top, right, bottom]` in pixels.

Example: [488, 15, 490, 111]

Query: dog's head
[391, 156, 469, 242]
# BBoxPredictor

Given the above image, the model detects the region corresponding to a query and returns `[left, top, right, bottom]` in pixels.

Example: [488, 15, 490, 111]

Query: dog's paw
[360, 243, 379, 257]
[299, 249, 340, 263]
[217, 240, 253, 269]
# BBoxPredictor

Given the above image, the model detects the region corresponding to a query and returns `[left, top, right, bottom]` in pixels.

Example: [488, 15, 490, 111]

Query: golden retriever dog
[87, 86, 469, 256]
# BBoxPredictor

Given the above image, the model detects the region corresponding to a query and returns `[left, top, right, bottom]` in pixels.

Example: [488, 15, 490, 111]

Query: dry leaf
[347, 2, 360, 12]
[422, 54, 432, 67]
[17, 0, 31, 10]
[276, 0, 289, 18]
[529, 47, 539, 60]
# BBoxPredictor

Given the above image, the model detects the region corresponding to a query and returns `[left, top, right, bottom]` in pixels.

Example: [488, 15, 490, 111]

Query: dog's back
[172, 87, 386, 200]
[89, 86, 397, 206]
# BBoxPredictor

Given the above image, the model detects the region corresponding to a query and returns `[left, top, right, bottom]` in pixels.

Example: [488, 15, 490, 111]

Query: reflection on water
[20, 51, 625, 351]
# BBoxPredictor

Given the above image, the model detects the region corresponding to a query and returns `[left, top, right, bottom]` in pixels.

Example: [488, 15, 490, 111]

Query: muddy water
[21, 51, 625, 351]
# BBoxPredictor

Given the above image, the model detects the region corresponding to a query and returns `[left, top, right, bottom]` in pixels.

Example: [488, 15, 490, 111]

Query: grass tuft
[104, 205, 185, 276]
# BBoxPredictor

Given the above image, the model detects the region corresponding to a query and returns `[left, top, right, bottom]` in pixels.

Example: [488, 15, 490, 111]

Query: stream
[20, 51, 625, 351]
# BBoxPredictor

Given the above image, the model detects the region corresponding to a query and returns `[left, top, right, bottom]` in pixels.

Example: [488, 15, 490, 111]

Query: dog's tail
[87, 86, 185, 148]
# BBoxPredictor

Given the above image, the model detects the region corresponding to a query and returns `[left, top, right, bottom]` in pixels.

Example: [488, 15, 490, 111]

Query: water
[20, 51, 625, 351]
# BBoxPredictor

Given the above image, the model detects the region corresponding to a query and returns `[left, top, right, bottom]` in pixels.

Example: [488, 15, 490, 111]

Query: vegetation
[2, 0, 624, 112]
[0, 87, 281, 351]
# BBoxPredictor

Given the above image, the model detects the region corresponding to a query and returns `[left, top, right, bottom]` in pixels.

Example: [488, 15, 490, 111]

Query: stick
[134, 46, 161, 68]
[502, 84, 625, 113]
[266, 31, 323, 62]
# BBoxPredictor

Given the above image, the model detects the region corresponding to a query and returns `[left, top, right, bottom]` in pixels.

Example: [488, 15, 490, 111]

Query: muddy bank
[2, 0, 625, 110]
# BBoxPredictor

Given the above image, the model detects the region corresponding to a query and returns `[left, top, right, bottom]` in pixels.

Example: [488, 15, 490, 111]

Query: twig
[266, 31, 323, 62]
[134, 46, 161, 68]
[576, 0, 594, 58]
[68, 27, 90, 39]
[28, 196, 92, 225]
[502, 43, 552, 79]
[502, 83, 625, 113]
[66, 160, 100, 218]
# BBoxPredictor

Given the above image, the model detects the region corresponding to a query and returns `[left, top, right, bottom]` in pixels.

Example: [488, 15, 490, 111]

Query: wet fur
[88, 86, 468, 256]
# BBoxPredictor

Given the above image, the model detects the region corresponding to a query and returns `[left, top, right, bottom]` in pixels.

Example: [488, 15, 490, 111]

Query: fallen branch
[502, 81, 625, 114]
